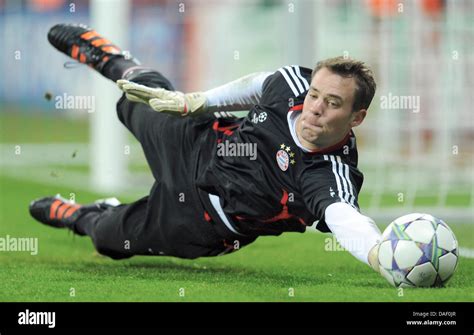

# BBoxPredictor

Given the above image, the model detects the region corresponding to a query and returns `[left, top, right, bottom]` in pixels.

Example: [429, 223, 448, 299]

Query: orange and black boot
[47, 23, 139, 78]
[29, 195, 112, 234]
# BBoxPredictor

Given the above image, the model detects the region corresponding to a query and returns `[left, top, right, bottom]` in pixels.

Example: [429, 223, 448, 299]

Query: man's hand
[117, 79, 207, 116]
[368, 243, 381, 273]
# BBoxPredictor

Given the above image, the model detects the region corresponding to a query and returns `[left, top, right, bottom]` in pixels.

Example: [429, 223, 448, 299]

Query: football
[378, 213, 459, 288]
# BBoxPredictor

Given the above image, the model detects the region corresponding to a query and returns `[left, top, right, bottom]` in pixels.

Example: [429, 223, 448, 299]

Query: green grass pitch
[0, 174, 473, 302]
[1, 110, 473, 301]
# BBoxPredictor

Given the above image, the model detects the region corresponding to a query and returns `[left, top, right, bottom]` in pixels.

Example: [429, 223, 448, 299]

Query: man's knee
[95, 247, 132, 260]
[89, 220, 133, 260]
[92, 234, 132, 260]
[116, 94, 128, 124]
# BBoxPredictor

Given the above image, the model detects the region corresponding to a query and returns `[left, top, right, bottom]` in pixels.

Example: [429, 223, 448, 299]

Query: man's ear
[350, 109, 367, 128]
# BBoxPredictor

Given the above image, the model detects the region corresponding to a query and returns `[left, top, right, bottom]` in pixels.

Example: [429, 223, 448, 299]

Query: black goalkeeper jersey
[195, 65, 364, 237]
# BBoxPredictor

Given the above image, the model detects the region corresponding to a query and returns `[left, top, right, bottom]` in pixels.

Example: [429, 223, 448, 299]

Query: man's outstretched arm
[324, 202, 382, 272]
[117, 72, 272, 116]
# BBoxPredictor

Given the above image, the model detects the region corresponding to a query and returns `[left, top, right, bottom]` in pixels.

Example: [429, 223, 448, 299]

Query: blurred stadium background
[1, 0, 473, 223]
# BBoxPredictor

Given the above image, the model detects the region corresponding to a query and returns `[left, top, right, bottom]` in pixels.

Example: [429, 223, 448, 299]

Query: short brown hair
[312, 56, 376, 112]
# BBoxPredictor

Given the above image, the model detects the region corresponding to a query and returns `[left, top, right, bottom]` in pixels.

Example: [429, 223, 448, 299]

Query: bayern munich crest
[276, 149, 289, 171]
[276, 144, 296, 171]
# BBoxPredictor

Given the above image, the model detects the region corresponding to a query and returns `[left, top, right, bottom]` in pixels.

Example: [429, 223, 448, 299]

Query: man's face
[297, 67, 366, 150]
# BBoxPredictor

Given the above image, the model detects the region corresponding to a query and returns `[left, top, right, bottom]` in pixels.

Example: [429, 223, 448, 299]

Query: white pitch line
[459, 247, 474, 259]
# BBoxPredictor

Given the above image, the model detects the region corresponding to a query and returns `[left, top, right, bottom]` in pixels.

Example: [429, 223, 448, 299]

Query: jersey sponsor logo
[251, 111, 267, 124]
[276, 149, 290, 171]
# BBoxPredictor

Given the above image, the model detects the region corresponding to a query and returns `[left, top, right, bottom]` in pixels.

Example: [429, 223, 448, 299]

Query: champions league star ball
[378, 213, 459, 288]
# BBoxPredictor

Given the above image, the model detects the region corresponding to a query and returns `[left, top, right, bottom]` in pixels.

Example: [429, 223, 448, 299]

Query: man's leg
[48, 23, 177, 177]
[47, 23, 176, 86]
[29, 195, 164, 260]
[40, 24, 235, 259]
[73, 197, 152, 259]
[30, 24, 170, 258]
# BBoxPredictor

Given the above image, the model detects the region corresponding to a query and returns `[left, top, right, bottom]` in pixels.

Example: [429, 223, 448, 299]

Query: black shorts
[80, 71, 256, 260]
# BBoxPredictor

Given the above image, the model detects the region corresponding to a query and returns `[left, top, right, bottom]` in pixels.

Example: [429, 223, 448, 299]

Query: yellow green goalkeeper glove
[117, 79, 207, 116]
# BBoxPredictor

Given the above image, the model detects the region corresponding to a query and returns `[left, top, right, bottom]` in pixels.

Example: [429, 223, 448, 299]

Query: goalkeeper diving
[30, 23, 383, 272]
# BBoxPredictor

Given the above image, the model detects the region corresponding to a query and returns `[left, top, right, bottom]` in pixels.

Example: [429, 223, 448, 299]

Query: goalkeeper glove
[117, 79, 207, 116]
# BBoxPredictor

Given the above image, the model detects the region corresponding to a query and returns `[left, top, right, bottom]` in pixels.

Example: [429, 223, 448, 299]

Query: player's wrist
[117, 79, 211, 116]
[183, 92, 208, 116]
[368, 243, 381, 273]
